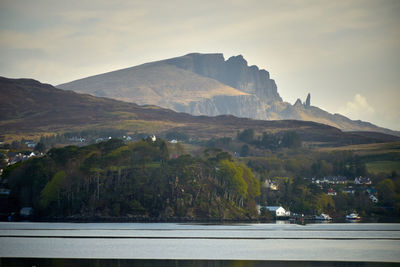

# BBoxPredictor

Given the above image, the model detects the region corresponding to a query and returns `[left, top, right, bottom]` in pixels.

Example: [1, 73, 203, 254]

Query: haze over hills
[58, 53, 399, 137]
[1, 76, 399, 146]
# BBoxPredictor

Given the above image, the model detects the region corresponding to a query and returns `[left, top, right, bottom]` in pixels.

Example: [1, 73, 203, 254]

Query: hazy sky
[1, 0, 399, 130]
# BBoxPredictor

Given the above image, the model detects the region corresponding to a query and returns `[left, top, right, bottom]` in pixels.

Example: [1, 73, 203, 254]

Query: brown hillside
[1, 77, 398, 146]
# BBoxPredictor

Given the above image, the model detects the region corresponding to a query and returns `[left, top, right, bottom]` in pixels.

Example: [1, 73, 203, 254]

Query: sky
[0, 0, 399, 130]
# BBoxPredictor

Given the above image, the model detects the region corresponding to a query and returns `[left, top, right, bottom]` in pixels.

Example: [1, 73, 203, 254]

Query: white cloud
[339, 94, 375, 120]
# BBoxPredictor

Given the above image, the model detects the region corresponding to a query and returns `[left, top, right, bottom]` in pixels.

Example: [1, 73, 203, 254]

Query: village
[260, 175, 378, 222]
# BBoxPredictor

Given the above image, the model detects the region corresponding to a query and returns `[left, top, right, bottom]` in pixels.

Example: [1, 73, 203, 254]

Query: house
[20, 207, 34, 220]
[322, 176, 348, 184]
[343, 186, 355, 194]
[25, 140, 36, 148]
[0, 188, 10, 196]
[23, 151, 36, 158]
[310, 177, 319, 184]
[369, 195, 378, 203]
[354, 176, 372, 185]
[69, 136, 86, 143]
[264, 179, 278, 191]
[327, 188, 337, 196]
[261, 206, 290, 217]
[8, 152, 24, 165]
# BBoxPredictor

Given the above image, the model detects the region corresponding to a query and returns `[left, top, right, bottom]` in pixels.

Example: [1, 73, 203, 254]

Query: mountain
[1, 77, 398, 146]
[58, 53, 399, 137]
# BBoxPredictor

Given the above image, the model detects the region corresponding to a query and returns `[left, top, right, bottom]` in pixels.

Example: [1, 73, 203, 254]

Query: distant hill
[58, 53, 399, 137]
[1, 77, 399, 146]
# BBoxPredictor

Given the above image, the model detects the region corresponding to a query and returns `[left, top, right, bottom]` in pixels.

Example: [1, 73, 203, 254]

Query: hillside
[58, 53, 399, 136]
[1, 77, 398, 146]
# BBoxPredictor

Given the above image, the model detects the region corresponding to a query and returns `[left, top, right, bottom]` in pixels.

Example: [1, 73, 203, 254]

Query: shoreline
[6, 216, 399, 224]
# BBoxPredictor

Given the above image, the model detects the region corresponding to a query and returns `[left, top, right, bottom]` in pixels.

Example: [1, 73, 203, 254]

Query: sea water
[0, 222, 399, 265]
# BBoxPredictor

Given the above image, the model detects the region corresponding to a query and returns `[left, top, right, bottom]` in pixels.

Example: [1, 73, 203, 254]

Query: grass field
[316, 141, 400, 156]
[366, 161, 400, 174]
[316, 141, 400, 175]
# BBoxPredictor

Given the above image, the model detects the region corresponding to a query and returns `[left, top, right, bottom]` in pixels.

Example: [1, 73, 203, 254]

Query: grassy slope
[58, 62, 248, 108]
[317, 142, 400, 174]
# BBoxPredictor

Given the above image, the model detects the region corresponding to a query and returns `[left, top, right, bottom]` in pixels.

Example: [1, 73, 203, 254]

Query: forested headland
[2, 138, 260, 221]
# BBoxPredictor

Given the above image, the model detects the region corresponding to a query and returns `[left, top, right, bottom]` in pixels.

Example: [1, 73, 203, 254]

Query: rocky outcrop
[173, 94, 275, 120]
[294, 98, 303, 107]
[305, 93, 311, 107]
[165, 53, 282, 103]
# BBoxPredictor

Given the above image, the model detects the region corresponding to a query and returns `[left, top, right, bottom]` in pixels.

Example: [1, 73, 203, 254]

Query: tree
[240, 144, 249, 157]
[377, 179, 396, 206]
[260, 132, 279, 150]
[240, 163, 260, 199]
[217, 160, 247, 202]
[315, 193, 335, 214]
[34, 142, 46, 153]
[40, 171, 66, 209]
[281, 131, 302, 149]
[165, 131, 188, 142]
[237, 129, 254, 144]
[312, 160, 333, 178]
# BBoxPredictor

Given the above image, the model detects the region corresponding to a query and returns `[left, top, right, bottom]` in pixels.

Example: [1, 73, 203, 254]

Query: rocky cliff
[165, 53, 282, 102]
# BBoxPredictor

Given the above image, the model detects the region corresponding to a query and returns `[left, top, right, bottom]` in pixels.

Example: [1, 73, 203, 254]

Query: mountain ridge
[1, 76, 399, 146]
[57, 53, 399, 137]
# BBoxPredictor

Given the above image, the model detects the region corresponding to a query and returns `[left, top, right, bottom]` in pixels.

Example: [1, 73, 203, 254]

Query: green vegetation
[367, 161, 400, 174]
[2, 127, 400, 222]
[318, 142, 400, 176]
[3, 139, 261, 220]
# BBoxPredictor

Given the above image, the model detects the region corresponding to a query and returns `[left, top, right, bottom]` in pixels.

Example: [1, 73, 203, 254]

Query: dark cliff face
[165, 53, 282, 103]
[223, 55, 281, 102]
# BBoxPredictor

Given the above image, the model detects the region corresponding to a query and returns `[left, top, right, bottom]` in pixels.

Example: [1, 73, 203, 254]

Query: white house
[264, 179, 278, 191]
[257, 206, 290, 217]
[354, 176, 372, 185]
[369, 195, 378, 203]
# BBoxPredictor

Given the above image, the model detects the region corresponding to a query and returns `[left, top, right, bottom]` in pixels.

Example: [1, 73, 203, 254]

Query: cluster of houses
[263, 175, 379, 207]
[69, 136, 86, 143]
[2, 151, 38, 166]
[69, 135, 133, 144]
[311, 176, 372, 185]
[0, 151, 41, 181]
[310, 176, 377, 203]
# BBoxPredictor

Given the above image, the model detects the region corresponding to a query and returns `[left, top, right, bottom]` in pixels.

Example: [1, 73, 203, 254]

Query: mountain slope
[58, 53, 399, 137]
[1, 76, 398, 146]
[57, 59, 248, 110]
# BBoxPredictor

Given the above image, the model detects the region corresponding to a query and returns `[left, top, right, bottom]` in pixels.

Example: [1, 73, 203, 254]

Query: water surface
[0, 222, 399, 262]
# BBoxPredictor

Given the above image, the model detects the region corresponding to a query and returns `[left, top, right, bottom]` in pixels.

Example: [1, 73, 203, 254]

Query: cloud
[339, 94, 375, 120]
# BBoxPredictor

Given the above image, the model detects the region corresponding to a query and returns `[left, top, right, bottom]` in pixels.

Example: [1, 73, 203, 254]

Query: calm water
[0, 222, 399, 265]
